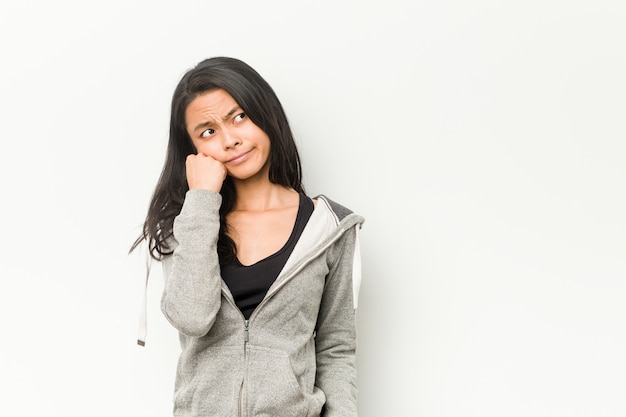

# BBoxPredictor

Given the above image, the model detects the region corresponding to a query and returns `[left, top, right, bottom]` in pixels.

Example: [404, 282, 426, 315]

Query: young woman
[131, 57, 364, 416]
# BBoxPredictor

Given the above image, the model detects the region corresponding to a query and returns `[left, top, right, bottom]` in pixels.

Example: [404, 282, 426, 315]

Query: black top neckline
[233, 192, 313, 268]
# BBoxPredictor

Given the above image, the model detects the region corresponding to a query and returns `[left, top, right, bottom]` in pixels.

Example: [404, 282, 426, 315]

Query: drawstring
[137, 254, 152, 347]
[352, 226, 362, 310]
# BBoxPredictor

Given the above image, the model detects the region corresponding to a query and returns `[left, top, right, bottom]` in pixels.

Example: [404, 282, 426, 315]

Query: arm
[315, 227, 361, 416]
[160, 189, 223, 337]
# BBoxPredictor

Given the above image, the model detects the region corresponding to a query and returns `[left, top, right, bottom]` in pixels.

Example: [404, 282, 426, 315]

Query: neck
[232, 176, 296, 211]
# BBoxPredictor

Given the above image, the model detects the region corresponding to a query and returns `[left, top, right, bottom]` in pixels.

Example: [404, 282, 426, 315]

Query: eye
[234, 113, 246, 123]
[200, 128, 215, 138]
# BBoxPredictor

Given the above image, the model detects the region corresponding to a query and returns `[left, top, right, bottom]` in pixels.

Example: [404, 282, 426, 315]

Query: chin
[230, 168, 269, 183]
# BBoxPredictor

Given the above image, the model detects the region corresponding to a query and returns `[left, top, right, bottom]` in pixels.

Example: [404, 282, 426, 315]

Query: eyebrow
[192, 106, 243, 134]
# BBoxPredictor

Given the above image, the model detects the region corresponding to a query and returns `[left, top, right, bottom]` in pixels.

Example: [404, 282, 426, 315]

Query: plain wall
[1, 0, 625, 416]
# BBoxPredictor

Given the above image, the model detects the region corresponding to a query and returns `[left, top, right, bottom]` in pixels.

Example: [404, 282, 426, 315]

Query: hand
[185, 153, 227, 192]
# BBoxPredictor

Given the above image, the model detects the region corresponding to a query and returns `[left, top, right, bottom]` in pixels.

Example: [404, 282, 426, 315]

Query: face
[185, 88, 272, 182]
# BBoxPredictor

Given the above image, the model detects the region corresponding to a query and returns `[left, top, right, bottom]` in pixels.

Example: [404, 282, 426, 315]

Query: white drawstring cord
[137, 253, 152, 346]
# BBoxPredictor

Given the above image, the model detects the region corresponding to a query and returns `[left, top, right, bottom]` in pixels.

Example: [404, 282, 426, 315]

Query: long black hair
[130, 57, 304, 264]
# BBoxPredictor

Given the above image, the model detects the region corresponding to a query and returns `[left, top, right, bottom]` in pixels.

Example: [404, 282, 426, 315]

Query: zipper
[237, 321, 249, 417]
[223, 290, 248, 417]
[238, 380, 245, 417]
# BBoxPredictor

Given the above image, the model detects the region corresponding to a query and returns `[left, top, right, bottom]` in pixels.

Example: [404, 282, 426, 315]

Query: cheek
[252, 128, 271, 149]
[194, 141, 219, 157]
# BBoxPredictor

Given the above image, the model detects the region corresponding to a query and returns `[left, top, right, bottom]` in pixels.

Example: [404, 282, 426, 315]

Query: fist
[185, 153, 227, 192]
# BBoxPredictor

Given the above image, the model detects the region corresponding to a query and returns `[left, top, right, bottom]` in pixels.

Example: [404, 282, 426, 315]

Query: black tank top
[221, 193, 314, 319]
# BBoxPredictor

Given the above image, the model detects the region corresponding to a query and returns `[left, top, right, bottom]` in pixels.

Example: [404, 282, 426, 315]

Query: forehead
[185, 88, 239, 122]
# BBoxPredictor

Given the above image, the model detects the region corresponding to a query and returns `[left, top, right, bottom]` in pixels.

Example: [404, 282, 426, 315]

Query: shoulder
[314, 195, 353, 221]
[313, 194, 364, 230]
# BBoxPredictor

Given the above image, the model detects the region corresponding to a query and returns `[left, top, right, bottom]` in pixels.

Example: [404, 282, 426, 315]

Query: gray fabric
[161, 190, 364, 416]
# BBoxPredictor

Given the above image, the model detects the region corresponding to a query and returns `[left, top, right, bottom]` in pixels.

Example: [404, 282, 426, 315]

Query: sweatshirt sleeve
[315, 226, 361, 416]
[160, 189, 223, 337]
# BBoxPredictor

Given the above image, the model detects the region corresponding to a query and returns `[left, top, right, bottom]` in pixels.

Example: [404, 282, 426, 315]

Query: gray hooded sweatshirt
[160, 190, 364, 416]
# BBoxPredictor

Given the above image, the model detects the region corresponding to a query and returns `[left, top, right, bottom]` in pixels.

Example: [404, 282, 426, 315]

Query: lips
[226, 149, 252, 164]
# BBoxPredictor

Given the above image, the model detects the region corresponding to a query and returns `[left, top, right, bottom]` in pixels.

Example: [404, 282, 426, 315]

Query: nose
[222, 128, 241, 149]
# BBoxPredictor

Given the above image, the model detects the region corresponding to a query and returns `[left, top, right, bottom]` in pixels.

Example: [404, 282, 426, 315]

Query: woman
[131, 57, 364, 416]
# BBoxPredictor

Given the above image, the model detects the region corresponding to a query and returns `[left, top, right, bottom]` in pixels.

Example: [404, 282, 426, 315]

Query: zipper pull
[244, 320, 249, 343]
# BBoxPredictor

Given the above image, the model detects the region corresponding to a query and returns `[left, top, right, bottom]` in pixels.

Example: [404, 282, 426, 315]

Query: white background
[1, 0, 625, 416]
